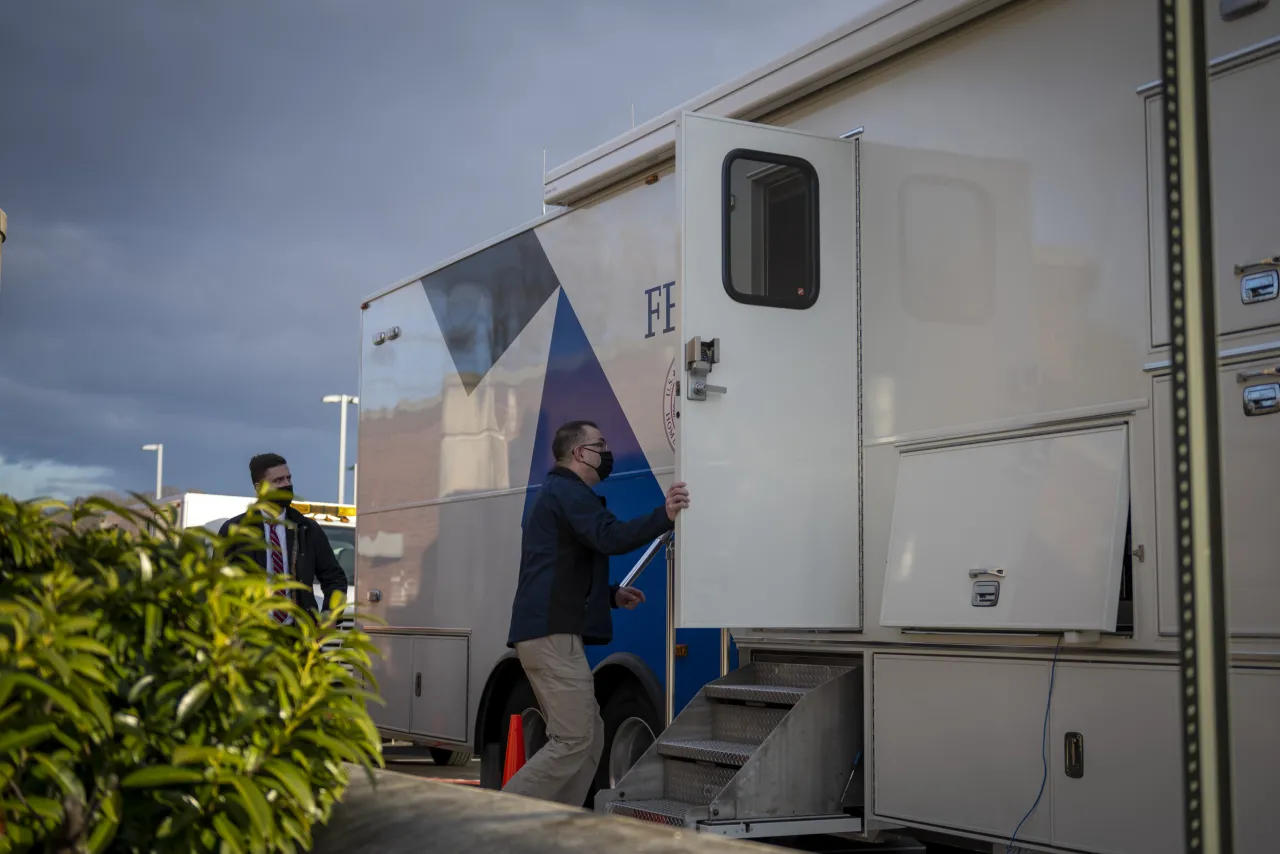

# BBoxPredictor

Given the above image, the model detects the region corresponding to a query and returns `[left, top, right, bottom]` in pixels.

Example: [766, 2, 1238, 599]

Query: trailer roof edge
[542, 0, 1012, 207]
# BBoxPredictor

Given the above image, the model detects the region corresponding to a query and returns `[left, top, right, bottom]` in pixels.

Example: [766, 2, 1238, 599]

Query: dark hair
[249, 453, 287, 485]
[552, 421, 598, 464]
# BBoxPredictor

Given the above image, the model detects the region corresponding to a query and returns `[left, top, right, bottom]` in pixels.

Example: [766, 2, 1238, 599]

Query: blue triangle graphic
[524, 289, 654, 495]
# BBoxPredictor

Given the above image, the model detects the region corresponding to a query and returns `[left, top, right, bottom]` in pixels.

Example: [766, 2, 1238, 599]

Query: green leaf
[68, 653, 107, 683]
[63, 636, 111, 657]
[172, 745, 222, 766]
[297, 730, 359, 762]
[279, 814, 311, 847]
[34, 754, 86, 805]
[0, 674, 84, 724]
[127, 673, 156, 703]
[24, 794, 64, 822]
[261, 759, 317, 816]
[60, 615, 97, 634]
[176, 681, 212, 723]
[85, 807, 121, 854]
[144, 603, 161, 656]
[229, 776, 272, 838]
[0, 723, 56, 754]
[120, 765, 206, 787]
[66, 680, 114, 735]
[212, 812, 246, 854]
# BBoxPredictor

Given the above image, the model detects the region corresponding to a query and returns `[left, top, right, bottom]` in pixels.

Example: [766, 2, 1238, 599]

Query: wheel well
[592, 652, 663, 717]
[473, 652, 524, 755]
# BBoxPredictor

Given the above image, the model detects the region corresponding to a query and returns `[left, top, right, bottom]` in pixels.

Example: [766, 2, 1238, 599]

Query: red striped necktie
[267, 524, 292, 625]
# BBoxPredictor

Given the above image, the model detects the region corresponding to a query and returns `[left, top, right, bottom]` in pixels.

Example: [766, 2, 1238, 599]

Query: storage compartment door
[1049, 664, 1183, 854]
[1230, 668, 1280, 850]
[1148, 47, 1280, 345]
[1155, 360, 1280, 636]
[366, 634, 413, 733]
[674, 112, 860, 629]
[880, 425, 1129, 631]
[409, 634, 470, 742]
[873, 654, 1052, 844]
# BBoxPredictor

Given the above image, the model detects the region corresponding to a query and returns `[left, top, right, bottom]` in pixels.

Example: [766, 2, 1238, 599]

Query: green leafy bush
[0, 495, 384, 853]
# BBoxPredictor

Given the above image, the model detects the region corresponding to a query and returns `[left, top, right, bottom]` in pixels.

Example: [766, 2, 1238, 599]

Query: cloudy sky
[0, 0, 867, 503]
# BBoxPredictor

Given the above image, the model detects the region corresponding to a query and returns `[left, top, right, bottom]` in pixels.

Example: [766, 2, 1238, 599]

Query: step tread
[705, 683, 808, 705]
[605, 798, 698, 827]
[658, 738, 756, 766]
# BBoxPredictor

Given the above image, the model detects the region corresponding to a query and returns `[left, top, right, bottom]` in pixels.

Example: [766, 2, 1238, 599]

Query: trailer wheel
[429, 747, 473, 767]
[587, 682, 661, 809]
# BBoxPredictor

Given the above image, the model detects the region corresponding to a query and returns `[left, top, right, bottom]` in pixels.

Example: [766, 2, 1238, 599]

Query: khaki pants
[502, 633, 604, 807]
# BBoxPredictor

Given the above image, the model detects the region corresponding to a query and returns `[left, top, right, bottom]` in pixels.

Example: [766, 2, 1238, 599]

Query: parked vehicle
[355, 0, 1280, 849]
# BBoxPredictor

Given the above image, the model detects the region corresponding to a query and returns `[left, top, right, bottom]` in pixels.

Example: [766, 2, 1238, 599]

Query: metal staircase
[595, 661, 865, 840]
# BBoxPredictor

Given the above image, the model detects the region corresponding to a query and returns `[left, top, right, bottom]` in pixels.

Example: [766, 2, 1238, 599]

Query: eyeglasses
[578, 440, 609, 452]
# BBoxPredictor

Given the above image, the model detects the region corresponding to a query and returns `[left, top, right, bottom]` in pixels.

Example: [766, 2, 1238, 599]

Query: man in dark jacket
[218, 453, 349, 625]
[503, 420, 689, 806]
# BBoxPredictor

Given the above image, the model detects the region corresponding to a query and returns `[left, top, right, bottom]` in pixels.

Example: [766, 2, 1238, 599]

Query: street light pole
[0, 207, 8, 293]
[141, 443, 163, 500]
[322, 394, 359, 504]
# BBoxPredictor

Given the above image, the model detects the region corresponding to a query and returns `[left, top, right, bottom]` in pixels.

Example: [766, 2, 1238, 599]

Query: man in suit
[218, 452, 348, 624]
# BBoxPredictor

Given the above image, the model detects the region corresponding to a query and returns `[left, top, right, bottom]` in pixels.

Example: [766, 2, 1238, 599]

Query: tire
[480, 675, 540, 789]
[586, 682, 662, 809]
[429, 747, 473, 767]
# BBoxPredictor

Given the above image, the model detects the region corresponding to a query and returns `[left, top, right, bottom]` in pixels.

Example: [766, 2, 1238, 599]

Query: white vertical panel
[676, 113, 860, 629]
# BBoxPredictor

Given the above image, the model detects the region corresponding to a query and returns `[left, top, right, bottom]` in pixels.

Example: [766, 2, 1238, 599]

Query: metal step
[597, 661, 863, 838]
[711, 701, 787, 744]
[605, 798, 698, 827]
[664, 758, 736, 804]
[704, 683, 808, 705]
[658, 738, 755, 767]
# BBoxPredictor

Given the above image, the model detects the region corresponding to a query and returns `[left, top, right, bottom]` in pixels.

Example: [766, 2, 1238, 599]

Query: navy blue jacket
[507, 467, 673, 647]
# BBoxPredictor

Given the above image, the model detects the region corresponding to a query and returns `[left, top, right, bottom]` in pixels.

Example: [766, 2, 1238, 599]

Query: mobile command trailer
[356, 0, 1280, 849]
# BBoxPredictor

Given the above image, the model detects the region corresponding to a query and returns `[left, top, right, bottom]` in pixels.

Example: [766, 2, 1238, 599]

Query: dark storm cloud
[0, 0, 868, 500]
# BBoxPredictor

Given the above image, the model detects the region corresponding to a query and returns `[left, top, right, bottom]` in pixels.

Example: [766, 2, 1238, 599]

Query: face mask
[590, 450, 614, 481]
[260, 484, 292, 510]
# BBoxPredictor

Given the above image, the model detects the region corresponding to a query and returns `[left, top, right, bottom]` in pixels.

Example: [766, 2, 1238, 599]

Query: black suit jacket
[218, 506, 349, 617]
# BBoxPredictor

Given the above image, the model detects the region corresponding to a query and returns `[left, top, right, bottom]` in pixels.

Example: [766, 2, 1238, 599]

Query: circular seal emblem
[662, 357, 679, 450]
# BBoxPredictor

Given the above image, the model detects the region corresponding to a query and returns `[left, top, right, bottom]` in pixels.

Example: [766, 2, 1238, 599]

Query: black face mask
[260, 485, 292, 510]
[589, 450, 614, 481]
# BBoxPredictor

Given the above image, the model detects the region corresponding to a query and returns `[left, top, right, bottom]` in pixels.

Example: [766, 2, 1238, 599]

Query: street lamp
[0, 207, 8, 293]
[322, 394, 358, 504]
[141, 443, 163, 500]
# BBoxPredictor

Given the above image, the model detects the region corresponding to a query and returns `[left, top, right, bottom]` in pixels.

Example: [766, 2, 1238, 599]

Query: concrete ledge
[312, 768, 768, 853]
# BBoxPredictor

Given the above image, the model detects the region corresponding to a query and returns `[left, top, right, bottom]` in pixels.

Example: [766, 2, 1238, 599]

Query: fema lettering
[644, 281, 676, 338]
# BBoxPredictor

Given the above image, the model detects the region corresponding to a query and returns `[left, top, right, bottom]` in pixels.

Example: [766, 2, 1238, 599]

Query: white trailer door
[675, 112, 859, 629]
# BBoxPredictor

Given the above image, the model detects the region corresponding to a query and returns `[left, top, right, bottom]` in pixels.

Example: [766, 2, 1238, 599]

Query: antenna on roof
[541, 149, 547, 216]
[631, 103, 635, 129]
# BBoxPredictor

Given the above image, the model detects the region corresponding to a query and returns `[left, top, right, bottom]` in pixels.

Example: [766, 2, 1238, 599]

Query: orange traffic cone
[502, 713, 526, 786]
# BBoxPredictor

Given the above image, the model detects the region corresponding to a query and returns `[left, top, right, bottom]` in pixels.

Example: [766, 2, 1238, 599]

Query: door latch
[971, 581, 1000, 607]
[1243, 383, 1279, 417]
[1064, 732, 1084, 777]
[1241, 269, 1278, 304]
[685, 336, 726, 401]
